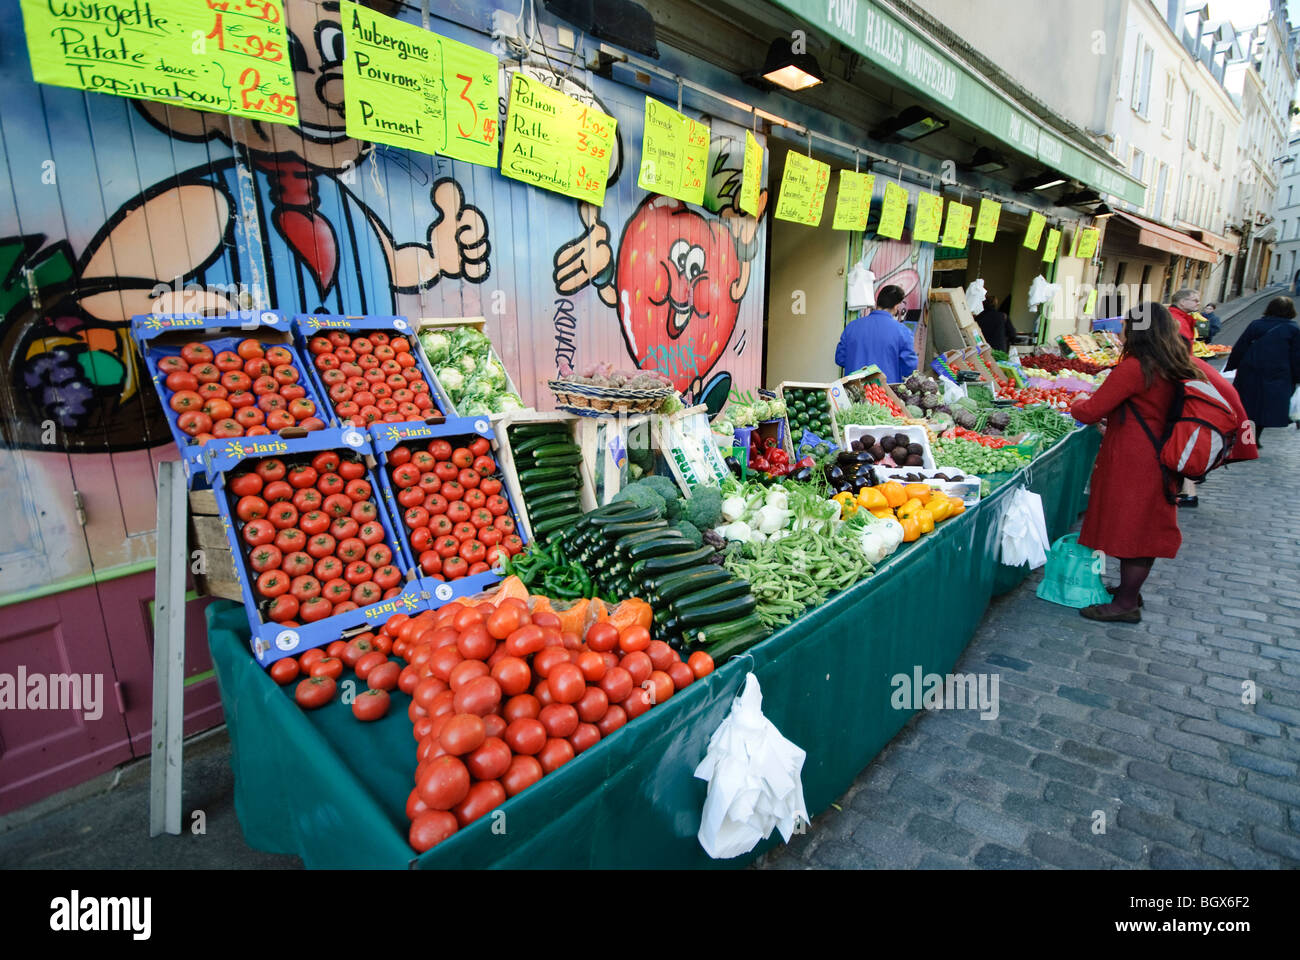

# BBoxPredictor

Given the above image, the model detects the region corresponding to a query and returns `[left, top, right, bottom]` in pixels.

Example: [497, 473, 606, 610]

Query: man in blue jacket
[835, 284, 918, 382]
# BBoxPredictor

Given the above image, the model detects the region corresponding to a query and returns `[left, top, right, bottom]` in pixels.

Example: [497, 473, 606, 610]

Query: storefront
[2, 0, 1128, 835]
[1095, 211, 1219, 314]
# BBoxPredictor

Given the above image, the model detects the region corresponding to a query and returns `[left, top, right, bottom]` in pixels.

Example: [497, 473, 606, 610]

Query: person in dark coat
[1070, 302, 1208, 623]
[975, 295, 1018, 352]
[1226, 296, 1300, 444]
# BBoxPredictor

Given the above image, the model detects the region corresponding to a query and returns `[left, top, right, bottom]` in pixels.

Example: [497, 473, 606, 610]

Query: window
[1288, 185, 1293, 207]
[1215, 120, 1225, 167]
[1163, 73, 1177, 131]
[1132, 34, 1154, 117]
[1154, 163, 1170, 220]
[1187, 90, 1201, 147]
[1130, 147, 1145, 183]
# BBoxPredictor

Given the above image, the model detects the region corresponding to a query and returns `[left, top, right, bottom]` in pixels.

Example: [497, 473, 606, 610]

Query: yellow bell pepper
[833, 492, 858, 517]
[897, 497, 923, 520]
[926, 497, 951, 522]
[948, 497, 966, 516]
[870, 508, 894, 520]
[857, 487, 888, 511]
[916, 508, 935, 534]
[904, 482, 933, 501]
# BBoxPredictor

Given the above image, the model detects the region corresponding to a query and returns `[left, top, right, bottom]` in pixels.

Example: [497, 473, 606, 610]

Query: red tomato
[621, 651, 653, 686]
[310, 657, 344, 681]
[585, 622, 619, 653]
[256, 569, 289, 598]
[576, 651, 607, 683]
[241, 519, 275, 547]
[416, 756, 471, 811]
[596, 704, 627, 737]
[688, 651, 714, 678]
[409, 811, 459, 853]
[255, 459, 287, 482]
[269, 658, 299, 685]
[466, 736, 512, 781]
[268, 594, 300, 623]
[368, 661, 400, 691]
[504, 693, 541, 723]
[538, 737, 575, 774]
[646, 670, 674, 706]
[180, 342, 214, 365]
[439, 713, 487, 756]
[575, 685, 609, 723]
[504, 717, 547, 755]
[570, 723, 601, 755]
[472, 455, 496, 477]
[539, 702, 580, 739]
[452, 676, 502, 716]
[294, 675, 336, 709]
[248, 537, 282, 567]
[619, 625, 651, 654]
[452, 779, 507, 827]
[668, 661, 696, 691]
[352, 689, 390, 722]
[504, 624, 545, 658]
[300, 596, 333, 623]
[501, 755, 544, 797]
[599, 666, 633, 704]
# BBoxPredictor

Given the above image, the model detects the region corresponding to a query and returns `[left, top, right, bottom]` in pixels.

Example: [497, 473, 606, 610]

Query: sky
[1205, 0, 1298, 27]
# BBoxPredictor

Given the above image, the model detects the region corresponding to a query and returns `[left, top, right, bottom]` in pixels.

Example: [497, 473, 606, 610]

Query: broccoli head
[609, 484, 667, 516]
[670, 520, 703, 547]
[681, 485, 723, 528]
[638, 475, 682, 502]
[664, 497, 683, 520]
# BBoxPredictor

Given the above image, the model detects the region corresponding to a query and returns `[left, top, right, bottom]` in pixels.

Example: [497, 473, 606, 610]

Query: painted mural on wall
[0, 0, 766, 592]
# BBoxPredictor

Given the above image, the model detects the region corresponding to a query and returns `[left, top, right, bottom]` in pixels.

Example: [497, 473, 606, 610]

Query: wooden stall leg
[149, 460, 188, 837]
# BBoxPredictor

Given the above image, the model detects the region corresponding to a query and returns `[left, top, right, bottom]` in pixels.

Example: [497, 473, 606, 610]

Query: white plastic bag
[1290, 385, 1300, 422]
[695, 673, 809, 859]
[846, 262, 877, 311]
[1027, 275, 1059, 309]
[964, 279, 987, 317]
[999, 487, 1050, 569]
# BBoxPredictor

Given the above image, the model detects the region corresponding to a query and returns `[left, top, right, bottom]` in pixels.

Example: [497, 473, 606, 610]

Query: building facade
[1267, 130, 1300, 289]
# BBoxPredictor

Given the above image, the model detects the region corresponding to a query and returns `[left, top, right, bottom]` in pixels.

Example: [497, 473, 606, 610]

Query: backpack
[1127, 378, 1239, 503]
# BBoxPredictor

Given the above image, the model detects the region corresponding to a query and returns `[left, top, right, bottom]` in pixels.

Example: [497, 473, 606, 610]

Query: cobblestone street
[759, 411, 1300, 870]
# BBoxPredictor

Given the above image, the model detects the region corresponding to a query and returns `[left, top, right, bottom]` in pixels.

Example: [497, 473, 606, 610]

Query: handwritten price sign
[1024, 211, 1046, 250]
[876, 182, 909, 240]
[1075, 227, 1099, 259]
[940, 201, 972, 249]
[774, 151, 830, 226]
[913, 192, 943, 244]
[740, 130, 763, 216]
[637, 98, 709, 205]
[20, 0, 297, 125]
[501, 72, 616, 205]
[832, 170, 874, 231]
[973, 198, 1001, 242]
[1042, 228, 1061, 263]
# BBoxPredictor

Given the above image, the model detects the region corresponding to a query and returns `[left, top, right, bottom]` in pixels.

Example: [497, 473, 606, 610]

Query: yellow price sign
[876, 181, 909, 240]
[637, 98, 708, 205]
[1024, 211, 1046, 249]
[501, 72, 617, 205]
[1043, 228, 1061, 263]
[436, 33, 499, 166]
[739, 130, 763, 216]
[20, 0, 297, 124]
[1076, 227, 1100, 260]
[973, 198, 1001, 242]
[832, 170, 875, 231]
[940, 201, 972, 249]
[342, 1, 443, 154]
[913, 192, 943, 243]
[774, 151, 830, 226]
[1083, 288, 1098, 315]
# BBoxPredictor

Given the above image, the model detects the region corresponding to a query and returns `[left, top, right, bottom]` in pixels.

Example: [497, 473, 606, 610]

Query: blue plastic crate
[204, 426, 423, 667]
[291, 314, 456, 426]
[368, 417, 529, 590]
[130, 310, 330, 487]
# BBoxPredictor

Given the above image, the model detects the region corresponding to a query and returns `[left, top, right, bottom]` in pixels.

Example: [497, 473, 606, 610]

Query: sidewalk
[758, 424, 1300, 870]
[1211, 284, 1287, 348]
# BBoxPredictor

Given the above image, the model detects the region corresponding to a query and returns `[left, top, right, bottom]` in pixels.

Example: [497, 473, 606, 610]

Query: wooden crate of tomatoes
[131, 311, 330, 485]
[369, 418, 528, 598]
[293, 314, 454, 430]
[205, 426, 431, 665]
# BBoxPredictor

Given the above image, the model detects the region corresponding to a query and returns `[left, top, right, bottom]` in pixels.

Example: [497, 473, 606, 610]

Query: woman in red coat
[1069, 302, 1207, 622]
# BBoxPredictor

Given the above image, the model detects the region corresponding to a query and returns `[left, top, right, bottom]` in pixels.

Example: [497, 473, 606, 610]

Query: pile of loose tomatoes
[306, 330, 440, 428]
[279, 599, 714, 852]
[385, 436, 524, 582]
[228, 451, 407, 625]
[156, 339, 325, 443]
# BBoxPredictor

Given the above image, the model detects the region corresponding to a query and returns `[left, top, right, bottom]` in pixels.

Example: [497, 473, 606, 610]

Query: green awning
[769, 0, 1146, 207]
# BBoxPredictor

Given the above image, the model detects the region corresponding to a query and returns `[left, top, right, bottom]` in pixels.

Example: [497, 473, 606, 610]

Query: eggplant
[724, 456, 743, 478]
[791, 466, 814, 483]
[837, 450, 875, 465]
[825, 464, 846, 484]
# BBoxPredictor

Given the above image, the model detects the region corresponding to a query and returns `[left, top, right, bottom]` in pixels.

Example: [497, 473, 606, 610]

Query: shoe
[1081, 604, 1142, 624]
[1176, 495, 1199, 508]
[1106, 585, 1144, 607]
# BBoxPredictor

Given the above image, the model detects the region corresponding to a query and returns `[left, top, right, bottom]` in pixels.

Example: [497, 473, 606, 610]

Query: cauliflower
[419, 330, 452, 365]
[492, 393, 525, 413]
[436, 366, 465, 393]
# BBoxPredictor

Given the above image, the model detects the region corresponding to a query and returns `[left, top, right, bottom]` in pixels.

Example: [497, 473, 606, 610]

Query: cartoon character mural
[1, 0, 488, 452]
[553, 138, 767, 415]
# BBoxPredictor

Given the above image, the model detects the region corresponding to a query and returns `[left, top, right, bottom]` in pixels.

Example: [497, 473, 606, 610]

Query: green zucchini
[693, 615, 769, 660]
[508, 422, 568, 438]
[625, 536, 696, 562]
[528, 501, 582, 524]
[518, 465, 579, 484]
[527, 442, 581, 459]
[522, 478, 578, 497]
[675, 595, 757, 629]
[510, 432, 569, 454]
[600, 519, 667, 540]
[615, 529, 684, 555]
[532, 453, 584, 468]
[648, 566, 732, 604]
[532, 514, 583, 537]
[588, 505, 657, 526]
[671, 579, 752, 613]
[528, 490, 581, 510]
[631, 546, 714, 578]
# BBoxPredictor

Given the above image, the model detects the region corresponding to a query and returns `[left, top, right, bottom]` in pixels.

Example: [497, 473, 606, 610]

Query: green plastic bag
[1035, 533, 1110, 608]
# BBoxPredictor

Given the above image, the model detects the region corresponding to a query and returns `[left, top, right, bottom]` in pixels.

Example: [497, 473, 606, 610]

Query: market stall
[206, 426, 1099, 869]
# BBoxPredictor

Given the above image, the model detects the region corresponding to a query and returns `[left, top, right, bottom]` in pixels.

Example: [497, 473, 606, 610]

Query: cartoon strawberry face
[614, 196, 742, 394]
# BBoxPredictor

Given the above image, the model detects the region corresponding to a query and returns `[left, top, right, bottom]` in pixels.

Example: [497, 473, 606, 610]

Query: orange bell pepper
[900, 516, 921, 542]
[880, 482, 907, 509]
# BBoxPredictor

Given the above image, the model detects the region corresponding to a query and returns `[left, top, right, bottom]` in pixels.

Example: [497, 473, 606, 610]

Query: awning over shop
[1110, 212, 1219, 263]
[1254, 224, 1278, 243]
[767, 0, 1147, 207]
[1189, 229, 1237, 256]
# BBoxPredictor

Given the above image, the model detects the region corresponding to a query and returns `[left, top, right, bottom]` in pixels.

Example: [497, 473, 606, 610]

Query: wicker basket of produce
[548, 365, 675, 416]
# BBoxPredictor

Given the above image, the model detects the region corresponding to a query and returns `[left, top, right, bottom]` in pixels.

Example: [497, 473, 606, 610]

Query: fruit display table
[206, 427, 1101, 868]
